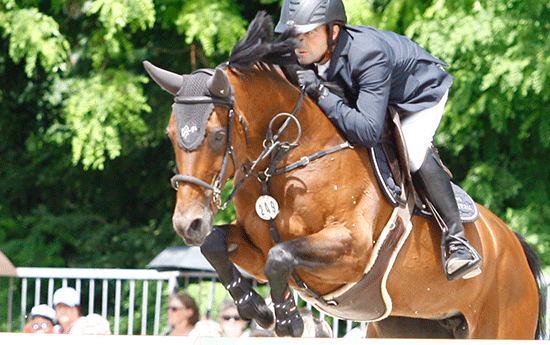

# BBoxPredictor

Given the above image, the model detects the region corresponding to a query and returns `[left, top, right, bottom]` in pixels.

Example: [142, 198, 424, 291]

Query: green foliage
[62, 70, 151, 170]
[175, 0, 247, 57]
[0, 0, 549, 276]
[0, 5, 70, 77]
[344, 0, 431, 33]
[505, 205, 550, 264]
[406, 0, 550, 265]
[214, 179, 236, 226]
[85, 0, 156, 69]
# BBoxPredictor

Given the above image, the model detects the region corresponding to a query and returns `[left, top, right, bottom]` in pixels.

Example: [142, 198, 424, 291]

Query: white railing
[0, 267, 363, 337]
[1, 268, 224, 335]
[1, 268, 547, 338]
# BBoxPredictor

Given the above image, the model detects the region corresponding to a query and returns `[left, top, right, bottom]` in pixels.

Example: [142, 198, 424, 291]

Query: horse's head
[143, 12, 302, 245]
[144, 61, 240, 245]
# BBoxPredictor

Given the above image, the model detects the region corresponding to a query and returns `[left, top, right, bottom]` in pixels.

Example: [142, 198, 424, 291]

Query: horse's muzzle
[172, 202, 214, 246]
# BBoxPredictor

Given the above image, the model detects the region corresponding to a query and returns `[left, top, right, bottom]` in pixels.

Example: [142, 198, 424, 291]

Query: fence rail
[1, 268, 222, 335]
[1, 268, 548, 338]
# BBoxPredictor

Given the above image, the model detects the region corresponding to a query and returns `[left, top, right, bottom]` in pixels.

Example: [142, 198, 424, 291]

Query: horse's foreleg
[263, 242, 304, 337]
[264, 226, 357, 337]
[200, 225, 274, 329]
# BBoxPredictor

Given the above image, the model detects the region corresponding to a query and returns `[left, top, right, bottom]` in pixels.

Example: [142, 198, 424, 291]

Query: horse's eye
[208, 128, 226, 152]
[215, 131, 225, 141]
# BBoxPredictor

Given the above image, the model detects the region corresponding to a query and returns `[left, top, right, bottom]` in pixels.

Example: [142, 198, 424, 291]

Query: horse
[143, 13, 544, 339]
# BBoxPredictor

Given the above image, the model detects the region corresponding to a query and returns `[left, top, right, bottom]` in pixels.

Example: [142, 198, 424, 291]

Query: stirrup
[441, 234, 482, 282]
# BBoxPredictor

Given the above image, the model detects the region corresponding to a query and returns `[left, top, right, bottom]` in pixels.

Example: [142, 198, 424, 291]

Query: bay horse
[144, 13, 544, 339]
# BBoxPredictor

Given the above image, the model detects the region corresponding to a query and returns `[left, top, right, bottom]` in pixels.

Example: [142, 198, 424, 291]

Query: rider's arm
[317, 48, 391, 147]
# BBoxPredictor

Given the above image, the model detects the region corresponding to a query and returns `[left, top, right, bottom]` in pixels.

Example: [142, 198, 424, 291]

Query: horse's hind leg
[200, 225, 274, 329]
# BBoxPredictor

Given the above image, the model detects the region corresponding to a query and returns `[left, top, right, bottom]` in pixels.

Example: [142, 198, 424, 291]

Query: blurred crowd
[23, 287, 358, 338]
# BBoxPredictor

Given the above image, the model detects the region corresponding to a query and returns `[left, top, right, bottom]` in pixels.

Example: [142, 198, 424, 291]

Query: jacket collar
[326, 25, 353, 80]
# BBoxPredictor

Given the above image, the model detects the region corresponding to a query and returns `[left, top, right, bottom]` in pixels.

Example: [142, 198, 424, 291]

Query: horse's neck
[229, 66, 392, 242]
[229, 67, 343, 158]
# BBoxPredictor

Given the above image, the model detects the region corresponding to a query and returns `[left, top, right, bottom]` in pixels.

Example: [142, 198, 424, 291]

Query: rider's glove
[296, 69, 329, 102]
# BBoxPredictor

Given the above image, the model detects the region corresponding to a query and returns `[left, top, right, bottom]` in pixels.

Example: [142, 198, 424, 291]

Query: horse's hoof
[236, 292, 274, 330]
[275, 313, 304, 337]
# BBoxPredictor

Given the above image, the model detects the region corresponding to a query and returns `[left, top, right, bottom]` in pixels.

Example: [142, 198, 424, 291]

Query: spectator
[165, 292, 199, 336]
[188, 319, 223, 337]
[23, 304, 57, 334]
[53, 287, 83, 334]
[218, 299, 249, 338]
[71, 314, 111, 335]
[299, 308, 332, 338]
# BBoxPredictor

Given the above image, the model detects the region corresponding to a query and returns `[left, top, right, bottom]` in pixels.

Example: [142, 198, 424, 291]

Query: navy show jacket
[317, 25, 454, 147]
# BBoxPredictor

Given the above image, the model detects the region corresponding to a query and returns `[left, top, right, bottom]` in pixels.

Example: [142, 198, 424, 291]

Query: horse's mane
[228, 11, 348, 102]
[228, 12, 298, 73]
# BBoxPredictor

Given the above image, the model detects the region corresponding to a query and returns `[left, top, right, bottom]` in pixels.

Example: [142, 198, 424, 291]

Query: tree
[0, 0, 263, 268]
[405, 0, 550, 265]
[346, 0, 550, 266]
[0, 0, 549, 271]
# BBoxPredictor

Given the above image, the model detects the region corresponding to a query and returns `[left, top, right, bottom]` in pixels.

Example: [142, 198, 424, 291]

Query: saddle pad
[414, 183, 479, 223]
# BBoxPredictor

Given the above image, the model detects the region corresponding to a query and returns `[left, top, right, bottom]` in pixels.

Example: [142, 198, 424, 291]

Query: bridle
[169, 72, 351, 215]
[169, 83, 304, 210]
[168, 72, 354, 304]
[170, 102, 248, 209]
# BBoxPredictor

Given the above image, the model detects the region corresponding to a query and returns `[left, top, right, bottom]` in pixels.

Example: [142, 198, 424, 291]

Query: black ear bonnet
[173, 68, 235, 151]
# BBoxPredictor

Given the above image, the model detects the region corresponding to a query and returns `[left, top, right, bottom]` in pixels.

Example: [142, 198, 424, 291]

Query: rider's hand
[296, 69, 328, 102]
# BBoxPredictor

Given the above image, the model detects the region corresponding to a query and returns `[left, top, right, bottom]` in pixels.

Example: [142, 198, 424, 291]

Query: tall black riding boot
[412, 148, 482, 281]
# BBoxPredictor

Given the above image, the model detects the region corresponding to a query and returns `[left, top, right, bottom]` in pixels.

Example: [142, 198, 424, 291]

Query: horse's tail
[514, 232, 547, 340]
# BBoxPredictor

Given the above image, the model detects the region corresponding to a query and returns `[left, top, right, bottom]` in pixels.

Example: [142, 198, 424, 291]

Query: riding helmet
[275, 0, 347, 34]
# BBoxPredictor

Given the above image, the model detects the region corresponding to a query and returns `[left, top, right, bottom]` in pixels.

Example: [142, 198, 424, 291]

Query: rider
[275, 0, 481, 281]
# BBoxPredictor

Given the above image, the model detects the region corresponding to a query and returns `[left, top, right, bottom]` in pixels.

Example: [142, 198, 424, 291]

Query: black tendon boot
[201, 227, 274, 329]
[273, 286, 304, 337]
[412, 148, 482, 281]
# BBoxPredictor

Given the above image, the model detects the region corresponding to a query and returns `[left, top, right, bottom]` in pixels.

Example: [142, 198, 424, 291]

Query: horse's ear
[143, 61, 182, 96]
[207, 68, 232, 99]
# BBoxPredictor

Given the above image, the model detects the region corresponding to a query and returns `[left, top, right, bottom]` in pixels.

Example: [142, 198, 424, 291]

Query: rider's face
[295, 25, 329, 65]
[295, 24, 340, 65]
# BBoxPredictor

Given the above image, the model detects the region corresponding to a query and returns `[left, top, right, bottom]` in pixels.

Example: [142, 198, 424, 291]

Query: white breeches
[401, 90, 449, 172]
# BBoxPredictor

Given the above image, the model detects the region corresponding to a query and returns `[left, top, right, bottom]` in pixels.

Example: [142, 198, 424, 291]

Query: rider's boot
[412, 148, 482, 281]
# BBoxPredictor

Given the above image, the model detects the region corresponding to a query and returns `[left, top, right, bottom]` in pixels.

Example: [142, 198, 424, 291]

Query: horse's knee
[264, 244, 294, 279]
[200, 226, 228, 258]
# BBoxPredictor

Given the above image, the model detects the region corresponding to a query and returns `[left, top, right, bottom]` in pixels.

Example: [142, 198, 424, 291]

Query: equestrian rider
[275, 0, 481, 281]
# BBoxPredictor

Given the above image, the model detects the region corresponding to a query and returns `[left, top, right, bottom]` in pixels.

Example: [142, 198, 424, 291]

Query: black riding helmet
[274, 0, 347, 34]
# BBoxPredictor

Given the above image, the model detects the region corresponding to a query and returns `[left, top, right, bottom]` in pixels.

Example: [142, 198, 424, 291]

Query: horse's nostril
[189, 218, 203, 233]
